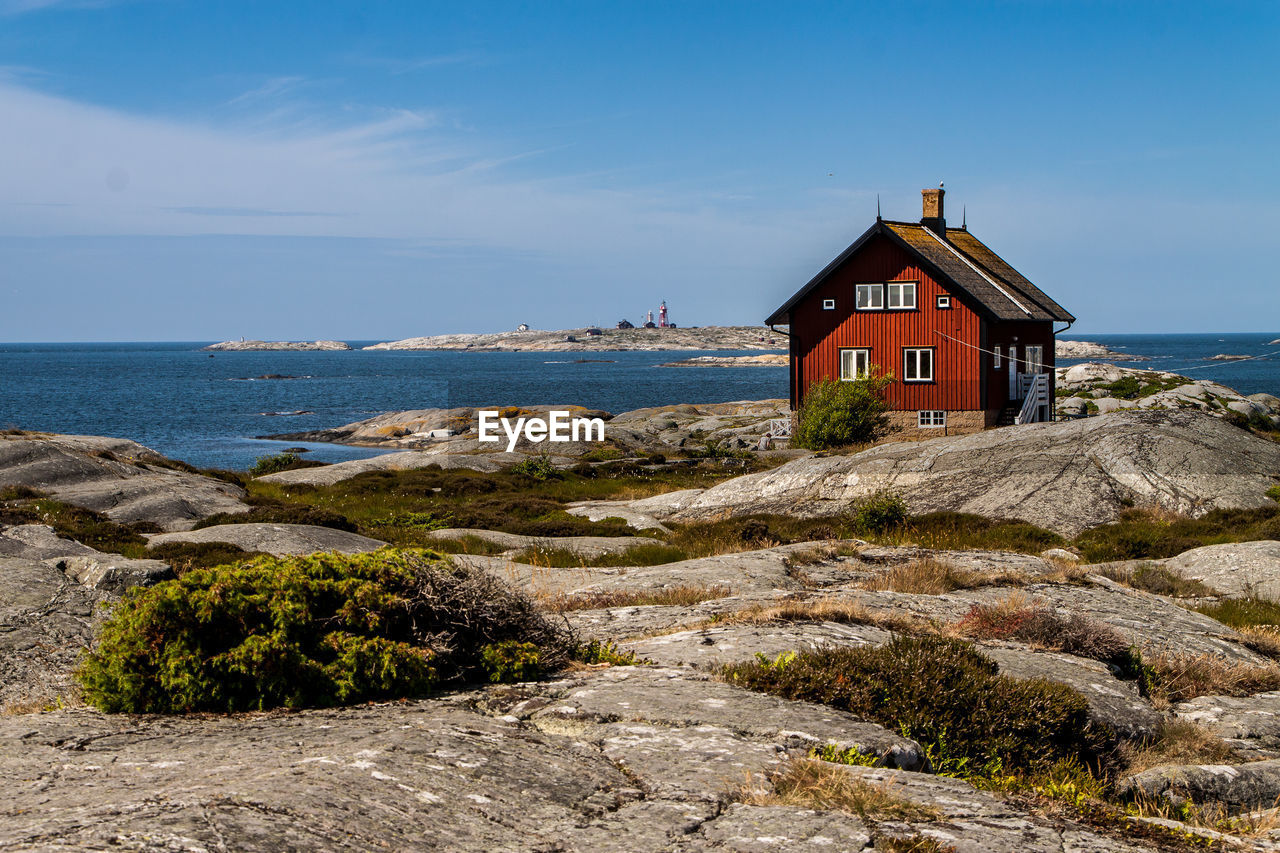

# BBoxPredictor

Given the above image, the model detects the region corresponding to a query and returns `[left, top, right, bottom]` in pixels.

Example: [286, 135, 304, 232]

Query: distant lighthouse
[658, 300, 668, 328]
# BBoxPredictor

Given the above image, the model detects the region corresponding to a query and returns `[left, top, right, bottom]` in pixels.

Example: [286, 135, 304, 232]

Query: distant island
[203, 340, 352, 352]
[363, 325, 786, 352]
[1055, 339, 1148, 361]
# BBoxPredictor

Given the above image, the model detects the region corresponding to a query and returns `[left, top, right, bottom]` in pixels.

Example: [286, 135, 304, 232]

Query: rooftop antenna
[876, 194, 881, 220]
[962, 206, 966, 230]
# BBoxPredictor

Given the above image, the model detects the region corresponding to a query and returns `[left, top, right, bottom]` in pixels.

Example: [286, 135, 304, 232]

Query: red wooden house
[765, 188, 1075, 436]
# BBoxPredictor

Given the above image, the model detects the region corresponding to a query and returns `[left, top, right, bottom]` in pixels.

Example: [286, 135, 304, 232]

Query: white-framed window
[856, 283, 883, 310]
[1008, 345, 1018, 372]
[822, 298, 835, 310]
[936, 295, 951, 309]
[918, 410, 947, 428]
[993, 345, 1002, 369]
[903, 347, 934, 382]
[887, 281, 917, 309]
[839, 348, 871, 381]
[1026, 345, 1044, 374]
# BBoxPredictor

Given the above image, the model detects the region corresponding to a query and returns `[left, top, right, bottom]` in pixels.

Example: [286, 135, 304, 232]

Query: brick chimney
[920, 187, 945, 235]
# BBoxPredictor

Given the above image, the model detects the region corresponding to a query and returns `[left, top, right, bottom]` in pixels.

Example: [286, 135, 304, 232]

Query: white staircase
[1014, 373, 1051, 425]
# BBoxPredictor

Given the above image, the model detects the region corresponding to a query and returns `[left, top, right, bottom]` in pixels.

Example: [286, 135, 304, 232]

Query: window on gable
[903, 347, 934, 382]
[839, 348, 871, 381]
[936, 295, 951, 309]
[856, 284, 883, 310]
[887, 282, 917, 309]
[918, 410, 946, 428]
[822, 298, 835, 310]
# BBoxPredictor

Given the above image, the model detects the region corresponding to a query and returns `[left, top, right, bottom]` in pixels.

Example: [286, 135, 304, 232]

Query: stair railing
[1014, 373, 1051, 425]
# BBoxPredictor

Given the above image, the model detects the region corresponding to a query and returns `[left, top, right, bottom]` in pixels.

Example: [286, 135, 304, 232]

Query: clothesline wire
[932, 330, 1280, 372]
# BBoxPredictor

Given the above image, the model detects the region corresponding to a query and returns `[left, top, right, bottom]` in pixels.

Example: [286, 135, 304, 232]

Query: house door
[1007, 345, 1019, 401]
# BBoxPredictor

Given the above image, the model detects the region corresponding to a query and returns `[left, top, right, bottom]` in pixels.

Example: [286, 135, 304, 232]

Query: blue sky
[0, 1, 1276, 340]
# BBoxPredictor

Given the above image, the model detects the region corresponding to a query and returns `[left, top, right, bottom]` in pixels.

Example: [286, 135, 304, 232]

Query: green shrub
[573, 639, 640, 666]
[248, 452, 323, 477]
[193, 502, 357, 532]
[1195, 596, 1280, 630]
[0, 498, 156, 556]
[793, 376, 892, 451]
[902, 511, 1064, 553]
[480, 640, 543, 682]
[508, 455, 560, 481]
[1268, 485, 1280, 503]
[147, 541, 266, 574]
[847, 489, 908, 534]
[1075, 505, 1280, 562]
[722, 636, 1110, 775]
[78, 549, 571, 713]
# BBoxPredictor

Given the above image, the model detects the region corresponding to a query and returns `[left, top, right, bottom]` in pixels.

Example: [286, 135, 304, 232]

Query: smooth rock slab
[426, 527, 663, 558]
[0, 523, 100, 560]
[255, 450, 528, 485]
[623, 621, 892, 669]
[1174, 691, 1280, 756]
[1165, 541, 1280, 599]
[658, 410, 1280, 537]
[1118, 758, 1280, 812]
[146, 522, 388, 556]
[696, 803, 871, 851]
[0, 557, 103, 708]
[516, 665, 928, 771]
[0, 434, 249, 530]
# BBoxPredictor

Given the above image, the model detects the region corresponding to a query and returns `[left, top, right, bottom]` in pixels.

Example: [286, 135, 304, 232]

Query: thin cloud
[165, 206, 346, 218]
[343, 51, 487, 76]
[227, 76, 307, 106]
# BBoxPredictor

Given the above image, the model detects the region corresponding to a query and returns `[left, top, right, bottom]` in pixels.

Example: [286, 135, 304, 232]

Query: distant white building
[516, 323, 529, 332]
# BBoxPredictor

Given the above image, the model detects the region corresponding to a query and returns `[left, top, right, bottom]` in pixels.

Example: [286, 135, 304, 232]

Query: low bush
[955, 597, 1132, 668]
[1195, 596, 1280, 630]
[0, 498, 156, 556]
[147, 541, 266, 574]
[793, 376, 893, 451]
[859, 558, 1025, 595]
[723, 636, 1111, 775]
[480, 640, 543, 683]
[78, 549, 572, 713]
[510, 543, 691, 569]
[846, 489, 908, 535]
[0, 484, 46, 501]
[737, 758, 941, 822]
[508, 456, 561, 481]
[1268, 484, 1280, 503]
[193, 502, 357, 532]
[1142, 652, 1280, 704]
[248, 452, 324, 477]
[893, 511, 1064, 554]
[1098, 562, 1216, 598]
[1075, 506, 1280, 563]
[544, 584, 733, 611]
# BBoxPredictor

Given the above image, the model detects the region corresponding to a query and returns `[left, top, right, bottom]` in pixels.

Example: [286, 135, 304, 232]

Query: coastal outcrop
[1054, 362, 1280, 423]
[146, 522, 388, 557]
[0, 433, 250, 530]
[1055, 339, 1148, 360]
[660, 354, 788, 368]
[364, 325, 786, 352]
[262, 400, 792, 482]
[573, 410, 1280, 536]
[203, 339, 351, 351]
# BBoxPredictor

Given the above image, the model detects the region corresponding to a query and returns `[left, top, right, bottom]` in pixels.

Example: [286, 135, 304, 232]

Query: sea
[1, 333, 1277, 470]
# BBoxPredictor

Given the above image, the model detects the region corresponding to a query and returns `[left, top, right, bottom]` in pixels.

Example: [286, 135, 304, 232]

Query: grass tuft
[737, 758, 941, 822]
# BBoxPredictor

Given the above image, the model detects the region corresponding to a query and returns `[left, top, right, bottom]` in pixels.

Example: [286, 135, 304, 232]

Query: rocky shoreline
[8, 407, 1280, 849]
[364, 325, 786, 352]
[203, 339, 351, 351]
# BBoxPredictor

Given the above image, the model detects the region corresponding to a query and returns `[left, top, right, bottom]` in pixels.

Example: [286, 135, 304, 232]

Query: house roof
[765, 219, 1075, 326]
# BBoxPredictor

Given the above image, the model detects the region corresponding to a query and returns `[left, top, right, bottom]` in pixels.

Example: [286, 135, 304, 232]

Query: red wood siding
[790, 233, 983, 411]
